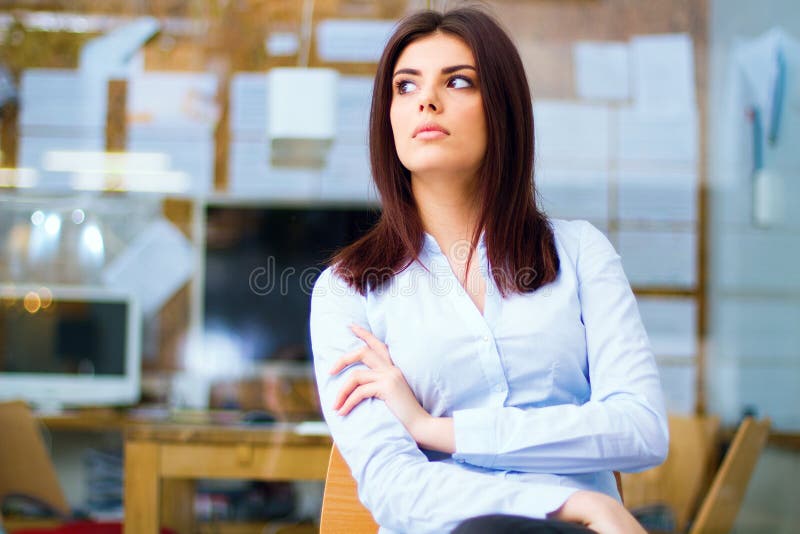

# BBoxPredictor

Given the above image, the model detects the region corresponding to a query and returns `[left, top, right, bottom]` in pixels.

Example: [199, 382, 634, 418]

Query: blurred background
[0, 0, 797, 533]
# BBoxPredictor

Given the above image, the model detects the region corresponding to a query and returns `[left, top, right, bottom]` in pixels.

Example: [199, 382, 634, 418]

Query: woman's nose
[417, 86, 441, 113]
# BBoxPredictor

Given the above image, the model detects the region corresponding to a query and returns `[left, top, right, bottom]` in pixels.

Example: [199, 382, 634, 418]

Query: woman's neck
[411, 172, 480, 254]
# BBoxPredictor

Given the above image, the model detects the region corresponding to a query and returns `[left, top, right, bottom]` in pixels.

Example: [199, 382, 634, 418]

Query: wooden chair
[0, 401, 70, 520]
[688, 416, 771, 534]
[319, 445, 379, 534]
[622, 414, 722, 532]
[319, 444, 625, 534]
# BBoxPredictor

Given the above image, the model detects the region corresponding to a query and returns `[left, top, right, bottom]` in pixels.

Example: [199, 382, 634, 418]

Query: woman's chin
[405, 160, 481, 181]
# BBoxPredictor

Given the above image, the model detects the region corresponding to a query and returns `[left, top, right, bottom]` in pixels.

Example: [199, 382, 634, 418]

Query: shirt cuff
[452, 408, 497, 467]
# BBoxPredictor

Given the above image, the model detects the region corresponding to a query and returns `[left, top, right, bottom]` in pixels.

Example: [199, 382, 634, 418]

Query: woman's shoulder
[548, 218, 621, 283]
[548, 218, 617, 270]
[547, 217, 601, 249]
[311, 265, 364, 302]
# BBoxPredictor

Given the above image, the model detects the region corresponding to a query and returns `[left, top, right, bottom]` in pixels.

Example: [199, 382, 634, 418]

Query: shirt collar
[421, 230, 487, 256]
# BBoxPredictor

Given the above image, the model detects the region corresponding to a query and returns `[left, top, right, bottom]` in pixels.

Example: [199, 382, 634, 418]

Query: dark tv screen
[204, 206, 380, 364]
[0, 299, 127, 376]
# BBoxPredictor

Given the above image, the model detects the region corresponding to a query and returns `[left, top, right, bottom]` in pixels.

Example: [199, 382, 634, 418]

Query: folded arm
[310, 268, 578, 534]
[447, 221, 669, 474]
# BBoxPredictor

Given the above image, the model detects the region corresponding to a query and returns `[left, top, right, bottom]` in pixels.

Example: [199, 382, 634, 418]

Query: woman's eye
[448, 76, 473, 89]
[395, 80, 417, 94]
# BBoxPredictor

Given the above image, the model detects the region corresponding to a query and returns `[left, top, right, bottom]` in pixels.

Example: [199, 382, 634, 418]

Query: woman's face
[389, 32, 487, 183]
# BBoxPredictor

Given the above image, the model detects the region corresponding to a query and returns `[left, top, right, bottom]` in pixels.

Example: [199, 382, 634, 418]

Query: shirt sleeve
[310, 267, 577, 534]
[451, 221, 670, 474]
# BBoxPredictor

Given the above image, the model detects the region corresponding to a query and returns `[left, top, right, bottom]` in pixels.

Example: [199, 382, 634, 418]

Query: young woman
[309, 7, 668, 533]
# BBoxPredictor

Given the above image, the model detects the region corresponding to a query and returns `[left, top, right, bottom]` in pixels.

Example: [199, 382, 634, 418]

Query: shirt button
[493, 384, 504, 393]
[482, 335, 489, 342]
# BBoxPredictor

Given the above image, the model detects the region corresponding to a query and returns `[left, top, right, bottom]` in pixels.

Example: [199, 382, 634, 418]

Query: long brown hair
[331, 6, 559, 296]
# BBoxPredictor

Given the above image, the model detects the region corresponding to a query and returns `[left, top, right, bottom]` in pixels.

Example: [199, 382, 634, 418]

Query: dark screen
[0, 299, 128, 375]
[203, 206, 380, 363]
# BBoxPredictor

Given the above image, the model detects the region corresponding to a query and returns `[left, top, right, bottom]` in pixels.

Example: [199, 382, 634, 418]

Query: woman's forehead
[394, 33, 475, 73]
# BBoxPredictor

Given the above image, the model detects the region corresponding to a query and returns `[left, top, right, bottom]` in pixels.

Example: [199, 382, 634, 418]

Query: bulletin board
[0, 0, 710, 414]
[492, 0, 710, 416]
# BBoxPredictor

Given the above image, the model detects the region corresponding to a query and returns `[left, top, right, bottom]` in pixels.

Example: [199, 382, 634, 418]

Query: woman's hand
[330, 324, 430, 433]
[549, 491, 645, 534]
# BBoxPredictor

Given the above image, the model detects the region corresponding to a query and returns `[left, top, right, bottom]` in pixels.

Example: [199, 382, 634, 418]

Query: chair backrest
[318, 443, 625, 533]
[0, 401, 70, 518]
[688, 416, 770, 534]
[622, 414, 721, 532]
[319, 444, 378, 534]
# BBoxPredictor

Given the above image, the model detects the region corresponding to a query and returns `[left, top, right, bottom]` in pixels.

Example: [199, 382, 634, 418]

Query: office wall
[707, 0, 800, 431]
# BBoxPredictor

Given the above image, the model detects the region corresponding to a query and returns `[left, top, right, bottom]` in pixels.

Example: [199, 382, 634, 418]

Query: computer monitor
[0, 285, 141, 410]
[204, 204, 380, 368]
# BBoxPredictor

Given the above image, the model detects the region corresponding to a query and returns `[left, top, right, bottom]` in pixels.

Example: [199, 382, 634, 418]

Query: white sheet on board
[617, 165, 698, 222]
[637, 296, 698, 358]
[316, 19, 395, 62]
[536, 166, 609, 222]
[630, 33, 695, 113]
[657, 363, 696, 415]
[617, 229, 696, 287]
[573, 41, 630, 101]
[534, 101, 610, 164]
[616, 106, 698, 164]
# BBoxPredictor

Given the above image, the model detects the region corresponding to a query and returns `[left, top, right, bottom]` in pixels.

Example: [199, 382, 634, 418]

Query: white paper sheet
[266, 32, 300, 56]
[617, 165, 698, 222]
[534, 100, 610, 164]
[616, 106, 698, 164]
[536, 166, 609, 222]
[657, 362, 696, 415]
[127, 72, 219, 131]
[637, 296, 697, 358]
[316, 19, 395, 62]
[729, 364, 800, 430]
[321, 143, 374, 202]
[616, 229, 697, 287]
[227, 140, 322, 199]
[125, 137, 214, 193]
[102, 219, 195, 316]
[335, 77, 373, 141]
[230, 73, 268, 139]
[573, 41, 630, 101]
[20, 69, 103, 129]
[630, 33, 695, 113]
[714, 231, 800, 292]
[714, 296, 800, 362]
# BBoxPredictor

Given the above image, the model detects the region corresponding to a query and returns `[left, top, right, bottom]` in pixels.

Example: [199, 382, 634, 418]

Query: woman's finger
[350, 324, 391, 360]
[338, 383, 379, 416]
[332, 369, 378, 410]
[329, 346, 368, 375]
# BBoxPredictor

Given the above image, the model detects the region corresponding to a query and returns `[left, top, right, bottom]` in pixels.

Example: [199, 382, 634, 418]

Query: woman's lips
[413, 122, 450, 139]
[414, 129, 449, 140]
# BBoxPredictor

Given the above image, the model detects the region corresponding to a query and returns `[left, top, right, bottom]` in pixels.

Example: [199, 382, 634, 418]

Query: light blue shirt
[310, 218, 669, 534]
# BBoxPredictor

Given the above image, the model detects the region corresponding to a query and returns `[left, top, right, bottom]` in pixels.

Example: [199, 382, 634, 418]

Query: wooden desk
[123, 423, 331, 534]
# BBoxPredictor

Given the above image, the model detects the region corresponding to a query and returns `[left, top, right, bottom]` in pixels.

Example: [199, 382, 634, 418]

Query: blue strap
[752, 107, 764, 173]
[768, 47, 786, 145]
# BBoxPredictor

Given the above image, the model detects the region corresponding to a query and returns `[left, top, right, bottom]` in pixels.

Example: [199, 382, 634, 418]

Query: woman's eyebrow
[392, 64, 477, 77]
[441, 64, 476, 74]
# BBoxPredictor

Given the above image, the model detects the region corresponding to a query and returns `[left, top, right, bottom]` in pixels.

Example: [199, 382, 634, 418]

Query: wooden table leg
[124, 441, 160, 534]
[161, 479, 195, 534]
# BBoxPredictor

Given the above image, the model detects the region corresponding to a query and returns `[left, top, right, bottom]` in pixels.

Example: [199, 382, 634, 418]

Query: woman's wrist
[550, 490, 645, 534]
[410, 415, 456, 454]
